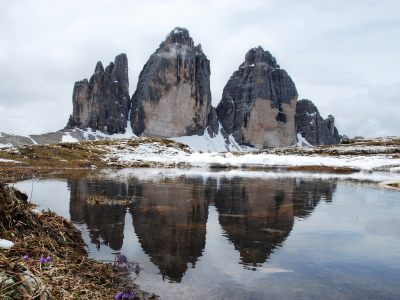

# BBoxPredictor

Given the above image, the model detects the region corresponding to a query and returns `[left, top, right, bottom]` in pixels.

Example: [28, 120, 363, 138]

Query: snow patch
[61, 132, 79, 143]
[72, 125, 137, 141]
[295, 133, 312, 146]
[181, 152, 400, 170]
[0, 239, 14, 249]
[27, 136, 38, 145]
[0, 143, 13, 148]
[0, 158, 21, 163]
[171, 124, 242, 153]
[390, 167, 400, 173]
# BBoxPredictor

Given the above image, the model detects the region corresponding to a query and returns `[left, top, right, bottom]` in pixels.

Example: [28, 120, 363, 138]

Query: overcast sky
[1, 0, 399, 139]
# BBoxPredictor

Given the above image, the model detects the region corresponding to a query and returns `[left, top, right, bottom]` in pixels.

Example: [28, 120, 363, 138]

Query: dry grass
[0, 137, 194, 171]
[388, 182, 400, 189]
[0, 168, 54, 183]
[0, 142, 108, 169]
[284, 165, 360, 173]
[0, 182, 157, 299]
[87, 192, 133, 206]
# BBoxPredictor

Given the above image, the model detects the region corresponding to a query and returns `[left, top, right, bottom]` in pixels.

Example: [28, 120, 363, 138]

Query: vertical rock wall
[216, 46, 298, 149]
[295, 99, 340, 145]
[130, 27, 216, 138]
[66, 54, 130, 134]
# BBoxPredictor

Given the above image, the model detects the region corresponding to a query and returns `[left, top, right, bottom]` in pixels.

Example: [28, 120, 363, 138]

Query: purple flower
[22, 254, 30, 260]
[135, 264, 141, 271]
[39, 256, 45, 263]
[46, 255, 51, 262]
[115, 292, 123, 300]
[117, 254, 128, 264]
[122, 290, 134, 298]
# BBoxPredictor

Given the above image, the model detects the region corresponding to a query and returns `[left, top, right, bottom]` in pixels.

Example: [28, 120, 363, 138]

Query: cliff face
[295, 99, 340, 145]
[66, 54, 130, 134]
[216, 46, 298, 149]
[130, 27, 216, 138]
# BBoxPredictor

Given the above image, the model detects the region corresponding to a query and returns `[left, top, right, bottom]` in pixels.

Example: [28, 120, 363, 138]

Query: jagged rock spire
[66, 54, 130, 134]
[130, 27, 217, 138]
[216, 46, 298, 148]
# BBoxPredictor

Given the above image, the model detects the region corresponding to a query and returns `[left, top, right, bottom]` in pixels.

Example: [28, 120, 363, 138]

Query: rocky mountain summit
[130, 27, 217, 138]
[295, 99, 340, 145]
[66, 54, 130, 134]
[216, 46, 298, 149]
[1, 28, 343, 151]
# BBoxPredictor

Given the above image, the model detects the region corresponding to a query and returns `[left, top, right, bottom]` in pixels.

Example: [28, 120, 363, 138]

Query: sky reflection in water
[16, 169, 400, 300]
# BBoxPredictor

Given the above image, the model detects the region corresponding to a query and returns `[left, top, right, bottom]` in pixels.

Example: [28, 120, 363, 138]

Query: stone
[340, 135, 349, 142]
[354, 136, 365, 140]
[0, 268, 51, 299]
[66, 53, 130, 134]
[295, 99, 339, 146]
[324, 115, 340, 144]
[130, 27, 215, 138]
[216, 46, 298, 149]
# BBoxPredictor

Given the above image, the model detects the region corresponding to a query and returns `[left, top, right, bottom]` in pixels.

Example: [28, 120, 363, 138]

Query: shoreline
[0, 181, 159, 299]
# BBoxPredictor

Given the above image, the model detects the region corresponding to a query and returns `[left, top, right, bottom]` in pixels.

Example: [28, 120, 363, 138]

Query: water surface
[16, 169, 400, 299]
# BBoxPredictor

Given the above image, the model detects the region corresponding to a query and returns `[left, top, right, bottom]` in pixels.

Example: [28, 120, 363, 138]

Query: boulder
[295, 99, 339, 145]
[130, 27, 216, 138]
[216, 46, 298, 149]
[66, 54, 130, 134]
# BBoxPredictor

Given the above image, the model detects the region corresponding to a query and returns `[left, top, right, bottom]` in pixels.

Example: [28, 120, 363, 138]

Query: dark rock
[324, 115, 340, 144]
[216, 46, 298, 149]
[66, 54, 130, 134]
[130, 27, 214, 138]
[340, 135, 349, 142]
[295, 99, 339, 145]
[353, 136, 365, 140]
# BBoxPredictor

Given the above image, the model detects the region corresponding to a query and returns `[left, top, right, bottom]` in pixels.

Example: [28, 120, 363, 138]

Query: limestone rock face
[295, 99, 339, 145]
[130, 27, 215, 138]
[66, 54, 130, 134]
[216, 46, 298, 149]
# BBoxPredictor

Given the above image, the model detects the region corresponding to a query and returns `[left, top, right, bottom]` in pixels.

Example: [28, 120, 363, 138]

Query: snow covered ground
[84, 168, 400, 183]
[172, 125, 243, 152]
[94, 137, 400, 172]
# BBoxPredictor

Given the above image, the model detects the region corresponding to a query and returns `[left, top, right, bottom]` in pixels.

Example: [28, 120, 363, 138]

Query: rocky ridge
[295, 99, 340, 146]
[66, 54, 130, 134]
[2, 28, 343, 151]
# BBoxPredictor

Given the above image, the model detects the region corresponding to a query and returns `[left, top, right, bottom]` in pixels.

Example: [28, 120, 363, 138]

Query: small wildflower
[117, 254, 128, 264]
[46, 255, 51, 262]
[39, 256, 45, 263]
[115, 292, 123, 300]
[122, 290, 134, 298]
[22, 254, 30, 260]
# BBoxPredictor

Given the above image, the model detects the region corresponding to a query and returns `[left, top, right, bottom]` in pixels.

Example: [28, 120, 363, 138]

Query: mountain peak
[164, 27, 194, 47]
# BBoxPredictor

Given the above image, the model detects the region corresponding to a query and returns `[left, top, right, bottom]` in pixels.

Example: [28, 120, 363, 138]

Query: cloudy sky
[1, 0, 399, 139]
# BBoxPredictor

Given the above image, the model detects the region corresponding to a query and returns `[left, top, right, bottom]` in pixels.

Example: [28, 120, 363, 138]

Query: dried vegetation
[0, 178, 157, 299]
[0, 137, 193, 170]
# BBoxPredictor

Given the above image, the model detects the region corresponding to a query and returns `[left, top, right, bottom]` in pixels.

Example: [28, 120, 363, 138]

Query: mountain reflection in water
[63, 170, 336, 283]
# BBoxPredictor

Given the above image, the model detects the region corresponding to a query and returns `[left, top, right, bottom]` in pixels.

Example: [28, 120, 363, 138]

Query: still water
[16, 169, 400, 299]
